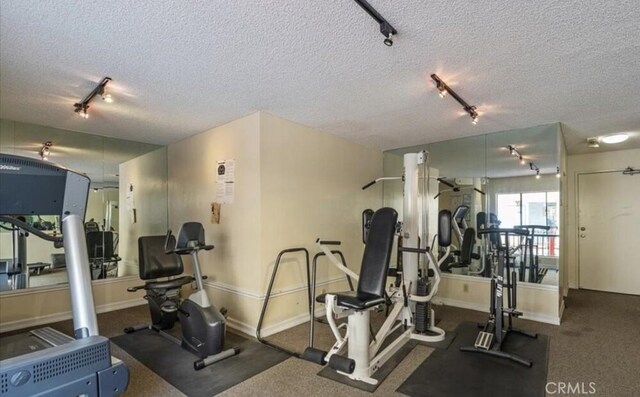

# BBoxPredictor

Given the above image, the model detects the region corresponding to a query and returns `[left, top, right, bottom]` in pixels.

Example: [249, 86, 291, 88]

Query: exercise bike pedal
[474, 331, 494, 350]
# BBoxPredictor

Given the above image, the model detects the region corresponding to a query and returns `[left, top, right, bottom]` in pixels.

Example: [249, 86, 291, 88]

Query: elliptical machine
[125, 222, 239, 370]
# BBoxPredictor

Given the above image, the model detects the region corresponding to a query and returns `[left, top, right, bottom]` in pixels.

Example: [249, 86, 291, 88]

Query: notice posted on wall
[216, 159, 235, 204]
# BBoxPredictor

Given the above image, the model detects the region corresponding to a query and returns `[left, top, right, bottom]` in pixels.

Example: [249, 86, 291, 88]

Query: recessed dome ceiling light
[601, 134, 629, 144]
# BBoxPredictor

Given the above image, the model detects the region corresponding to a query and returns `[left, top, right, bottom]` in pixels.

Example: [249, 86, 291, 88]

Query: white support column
[402, 152, 422, 297]
[347, 310, 374, 384]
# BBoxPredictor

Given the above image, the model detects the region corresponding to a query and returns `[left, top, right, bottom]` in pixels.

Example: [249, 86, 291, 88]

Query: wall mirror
[384, 123, 561, 287]
[0, 119, 167, 292]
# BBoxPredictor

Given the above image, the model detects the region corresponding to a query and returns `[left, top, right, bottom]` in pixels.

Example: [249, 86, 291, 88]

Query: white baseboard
[432, 296, 488, 314]
[432, 296, 561, 325]
[0, 298, 147, 334]
[226, 306, 325, 339]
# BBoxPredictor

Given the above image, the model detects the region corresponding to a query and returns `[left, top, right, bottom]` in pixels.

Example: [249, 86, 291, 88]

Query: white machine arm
[315, 239, 359, 282]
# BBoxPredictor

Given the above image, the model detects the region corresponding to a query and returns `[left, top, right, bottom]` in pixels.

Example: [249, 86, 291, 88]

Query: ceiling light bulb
[601, 134, 629, 144]
[438, 90, 447, 98]
[536, 173, 541, 180]
[102, 93, 113, 103]
[384, 33, 393, 47]
[471, 116, 478, 125]
[556, 172, 561, 178]
[520, 157, 526, 165]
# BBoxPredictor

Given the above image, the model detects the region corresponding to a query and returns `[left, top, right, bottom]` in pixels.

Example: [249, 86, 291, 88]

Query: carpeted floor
[2, 289, 639, 396]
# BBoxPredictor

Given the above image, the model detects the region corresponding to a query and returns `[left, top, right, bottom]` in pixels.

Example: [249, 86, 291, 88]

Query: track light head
[587, 137, 600, 148]
[39, 141, 53, 160]
[383, 33, 393, 46]
[556, 167, 561, 178]
[73, 77, 112, 118]
[466, 106, 479, 124]
[536, 171, 541, 180]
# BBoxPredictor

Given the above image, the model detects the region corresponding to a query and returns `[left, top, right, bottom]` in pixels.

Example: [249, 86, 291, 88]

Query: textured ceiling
[1, 1, 639, 154]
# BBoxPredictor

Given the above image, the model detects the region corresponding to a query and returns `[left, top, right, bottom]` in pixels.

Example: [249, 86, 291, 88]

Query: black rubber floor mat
[318, 339, 418, 393]
[397, 321, 549, 397]
[112, 329, 289, 397]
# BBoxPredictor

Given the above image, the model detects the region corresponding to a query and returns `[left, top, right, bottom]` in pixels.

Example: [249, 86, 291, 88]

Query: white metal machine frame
[316, 151, 447, 385]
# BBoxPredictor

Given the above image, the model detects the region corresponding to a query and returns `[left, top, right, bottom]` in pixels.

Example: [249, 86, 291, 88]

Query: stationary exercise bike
[125, 222, 239, 370]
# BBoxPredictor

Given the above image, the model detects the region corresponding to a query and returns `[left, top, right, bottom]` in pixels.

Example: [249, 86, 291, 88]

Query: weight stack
[414, 278, 431, 333]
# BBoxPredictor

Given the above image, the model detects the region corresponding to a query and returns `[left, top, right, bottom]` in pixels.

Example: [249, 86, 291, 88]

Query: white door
[578, 171, 640, 295]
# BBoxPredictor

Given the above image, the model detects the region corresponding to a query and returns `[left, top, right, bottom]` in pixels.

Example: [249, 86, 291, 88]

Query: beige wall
[566, 148, 640, 288]
[168, 112, 263, 329]
[0, 277, 145, 333]
[166, 112, 383, 334]
[118, 147, 169, 275]
[257, 112, 382, 330]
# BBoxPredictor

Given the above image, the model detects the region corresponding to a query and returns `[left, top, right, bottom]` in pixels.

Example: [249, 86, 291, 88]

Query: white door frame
[575, 169, 626, 289]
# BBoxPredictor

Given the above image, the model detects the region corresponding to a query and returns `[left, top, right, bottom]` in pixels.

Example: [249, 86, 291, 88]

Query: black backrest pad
[460, 228, 476, 264]
[138, 235, 184, 280]
[357, 207, 398, 298]
[438, 210, 452, 247]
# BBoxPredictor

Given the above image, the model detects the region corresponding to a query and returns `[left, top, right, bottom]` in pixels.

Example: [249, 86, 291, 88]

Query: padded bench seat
[316, 291, 385, 310]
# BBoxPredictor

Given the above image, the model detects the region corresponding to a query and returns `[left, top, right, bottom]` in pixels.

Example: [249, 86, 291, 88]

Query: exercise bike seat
[145, 275, 194, 290]
[315, 291, 385, 310]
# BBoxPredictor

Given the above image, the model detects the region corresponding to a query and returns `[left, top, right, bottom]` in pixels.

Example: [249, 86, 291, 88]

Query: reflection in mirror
[483, 124, 561, 286]
[0, 119, 164, 292]
[426, 135, 488, 279]
[383, 123, 561, 286]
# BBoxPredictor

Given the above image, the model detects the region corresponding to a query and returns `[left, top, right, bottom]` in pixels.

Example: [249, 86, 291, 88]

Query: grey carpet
[111, 328, 289, 397]
[397, 321, 549, 397]
[2, 289, 639, 396]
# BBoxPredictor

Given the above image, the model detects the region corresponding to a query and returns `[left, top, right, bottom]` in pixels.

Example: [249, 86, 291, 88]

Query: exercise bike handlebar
[164, 229, 214, 254]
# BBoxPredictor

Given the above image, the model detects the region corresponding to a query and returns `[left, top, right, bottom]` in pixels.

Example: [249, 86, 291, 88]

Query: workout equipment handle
[477, 228, 529, 236]
[164, 229, 174, 254]
[437, 178, 455, 188]
[398, 246, 430, 254]
[362, 180, 376, 190]
[0, 216, 63, 244]
[316, 239, 341, 245]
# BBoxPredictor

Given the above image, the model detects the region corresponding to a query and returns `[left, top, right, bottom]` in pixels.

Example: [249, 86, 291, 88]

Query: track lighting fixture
[587, 138, 600, 148]
[622, 166, 639, 176]
[529, 162, 541, 179]
[556, 167, 561, 178]
[353, 0, 397, 47]
[73, 77, 112, 119]
[431, 74, 480, 125]
[506, 145, 526, 164]
[39, 141, 53, 160]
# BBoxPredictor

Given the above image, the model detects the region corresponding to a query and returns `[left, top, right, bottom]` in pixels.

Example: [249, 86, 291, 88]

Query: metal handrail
[256, 248, 310, 357]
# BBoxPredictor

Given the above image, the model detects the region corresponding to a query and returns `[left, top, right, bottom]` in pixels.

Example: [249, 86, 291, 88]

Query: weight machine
[302, 151, 449, 385]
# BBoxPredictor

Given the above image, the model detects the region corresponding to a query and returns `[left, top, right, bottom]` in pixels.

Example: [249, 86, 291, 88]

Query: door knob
[580, 234, 586, 238]
[580, 227, 586, 231]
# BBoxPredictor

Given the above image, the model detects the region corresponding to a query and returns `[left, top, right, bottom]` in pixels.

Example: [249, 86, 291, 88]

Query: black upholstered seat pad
[145, 275, 193, 290]
[316, 291, 385, 310]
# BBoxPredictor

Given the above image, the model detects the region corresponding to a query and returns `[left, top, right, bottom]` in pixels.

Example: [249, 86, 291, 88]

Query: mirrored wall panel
[0, 119, 167, 291]
[384, 123, 561, 286]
